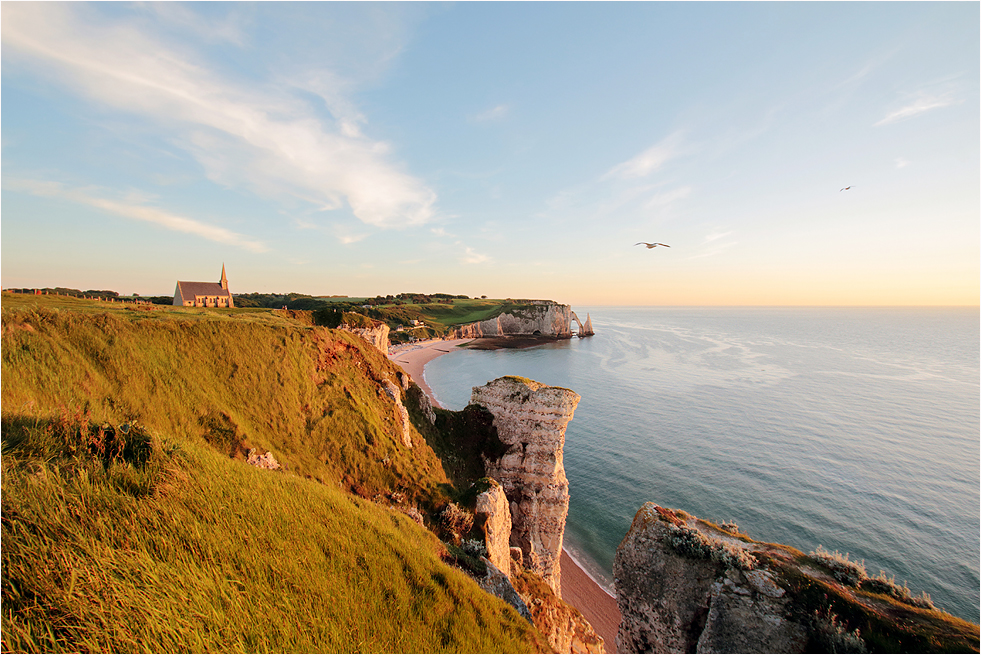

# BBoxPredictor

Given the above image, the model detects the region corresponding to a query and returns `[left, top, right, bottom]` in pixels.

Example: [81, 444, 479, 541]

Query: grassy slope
[1, 294, 550, 653]
[1, 294, 448, 506]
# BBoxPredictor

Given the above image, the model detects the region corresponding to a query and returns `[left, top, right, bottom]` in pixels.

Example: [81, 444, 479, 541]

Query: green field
[1, 292, 551, 653]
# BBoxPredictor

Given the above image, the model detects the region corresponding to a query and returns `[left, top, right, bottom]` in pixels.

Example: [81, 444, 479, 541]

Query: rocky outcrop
[341, 320, 390, 353]
[476, 480, 514, 575]
[450, 302, 575, 339]
[570, 311, 594, 337]
[614, 503, 808, 653]
[474, 479, 605, 652]
[613, 502, 980, 654]
[246, 449, 281, 470]
[471, 376, 580, 596]
[510, 561, 606, 654]
[381, 379, 412, 448]
[479, 559, 534, 624]
[406, 383, 436, 425]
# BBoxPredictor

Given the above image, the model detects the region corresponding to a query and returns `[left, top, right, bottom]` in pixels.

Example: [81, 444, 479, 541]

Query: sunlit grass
[1, 413, 548, 653]
[2, 296, 450, 509]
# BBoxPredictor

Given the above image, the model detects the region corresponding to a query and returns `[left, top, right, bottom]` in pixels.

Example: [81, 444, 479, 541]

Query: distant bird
[840, 186, 853, 191]
[635, 242, 671, 249]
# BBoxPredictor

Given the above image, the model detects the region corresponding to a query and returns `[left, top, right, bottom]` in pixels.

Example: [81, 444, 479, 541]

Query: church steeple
[220, 263, 228, 290]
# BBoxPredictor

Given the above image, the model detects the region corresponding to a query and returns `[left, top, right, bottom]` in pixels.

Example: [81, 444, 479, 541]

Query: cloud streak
[469, 104, 510, 123]
[6, 179, 267, 252]
[1, 3, 436, 229]
[459, 244, 491, 264]
[602, 132, 685, 180]
[874, 93, 955, 126]
[644, 185, 692, 209]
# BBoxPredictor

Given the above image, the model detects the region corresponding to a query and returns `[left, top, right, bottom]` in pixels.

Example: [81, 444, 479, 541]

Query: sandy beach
[388, 338, 474, 408]
[388, 338, 622, 652]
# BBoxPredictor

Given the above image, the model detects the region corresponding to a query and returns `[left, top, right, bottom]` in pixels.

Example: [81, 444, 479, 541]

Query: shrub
[810, 546, 867, 587]
[811, 607, 867, 653]
[665, 523, 756, 570]
[461, 538, 488, 559]
[863, 572, 937, 610]
[440, 502, 474, 543]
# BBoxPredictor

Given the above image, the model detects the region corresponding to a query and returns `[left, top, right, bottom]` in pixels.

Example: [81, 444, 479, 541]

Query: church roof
[176, 280, 231, 299]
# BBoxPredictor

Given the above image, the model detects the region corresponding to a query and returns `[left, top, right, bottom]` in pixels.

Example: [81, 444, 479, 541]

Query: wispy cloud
[469, 104, 510, 123]
[874, 93, 955, 127]
[895, 158, 910, 169]
[460, 244, 491, 264]
[602, 132, 685, 181]
[1, 3, 436, 229]
[144, 3, 248, 46]
[644, 185, 692, 209]
[7, 178, 267, 252]
[687, 230, 737, 260]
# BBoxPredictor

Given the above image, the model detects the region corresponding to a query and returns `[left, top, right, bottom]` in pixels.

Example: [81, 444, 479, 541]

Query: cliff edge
[450, 302, 575, 339]
[614, 503, 979, 653]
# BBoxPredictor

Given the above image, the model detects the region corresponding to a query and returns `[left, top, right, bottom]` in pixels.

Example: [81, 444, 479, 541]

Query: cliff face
[476, 480, 514, 575]
[471, 376, 580, 596]
[614, 502, 979, 654]
[615, 504, 804, 653]
[341, 320, 390, 353]
[381, 379, 412, 448]
[450, 303, 575, 339]
[477, 479, 605, 654]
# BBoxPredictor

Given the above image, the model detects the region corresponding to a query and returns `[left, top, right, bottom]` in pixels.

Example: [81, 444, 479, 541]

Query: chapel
[173, 265, 234, 308]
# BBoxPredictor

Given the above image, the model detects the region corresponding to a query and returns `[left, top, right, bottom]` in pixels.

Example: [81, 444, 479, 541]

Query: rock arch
[569, 311, 594, 337]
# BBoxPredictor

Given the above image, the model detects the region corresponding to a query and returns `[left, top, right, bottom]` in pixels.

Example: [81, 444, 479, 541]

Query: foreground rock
[471, 376, 580, 596]
[614, 502, 980, 653]
[511, 559, 606, 654]
[476, 480, 514, 575]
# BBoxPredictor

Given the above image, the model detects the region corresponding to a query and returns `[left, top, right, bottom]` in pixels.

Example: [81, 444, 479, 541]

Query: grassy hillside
[1, 293, 550, 653]
[1, 294, 447, 505]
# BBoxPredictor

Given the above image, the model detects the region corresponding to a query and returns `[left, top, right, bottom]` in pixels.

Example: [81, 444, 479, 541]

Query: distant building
[174, 265, 233, 308]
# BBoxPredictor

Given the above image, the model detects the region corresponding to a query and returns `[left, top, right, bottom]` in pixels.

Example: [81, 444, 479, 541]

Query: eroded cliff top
[616, 502, 979, 653]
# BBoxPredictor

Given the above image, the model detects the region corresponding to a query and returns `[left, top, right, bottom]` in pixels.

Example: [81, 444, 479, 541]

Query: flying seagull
[840, 186, 853, 191]
[635, 242, 671, 249]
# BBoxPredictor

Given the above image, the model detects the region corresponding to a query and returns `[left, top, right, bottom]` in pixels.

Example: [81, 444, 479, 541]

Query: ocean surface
[424, 307, 980, 623]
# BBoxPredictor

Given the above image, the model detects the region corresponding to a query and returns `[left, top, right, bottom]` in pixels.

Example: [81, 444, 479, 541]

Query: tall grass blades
[1, 297, 551, 653]
[1, 411, 548, 653]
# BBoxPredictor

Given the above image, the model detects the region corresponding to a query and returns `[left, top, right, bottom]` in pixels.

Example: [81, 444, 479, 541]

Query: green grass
[1, 293, 552, 652]
[2, 294, 450, 508]
[1, 414, 548, 653]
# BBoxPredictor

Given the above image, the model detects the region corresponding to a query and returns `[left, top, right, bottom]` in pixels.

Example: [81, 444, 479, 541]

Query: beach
[388, 338, 621, 652]
[389, 338, 474, 409]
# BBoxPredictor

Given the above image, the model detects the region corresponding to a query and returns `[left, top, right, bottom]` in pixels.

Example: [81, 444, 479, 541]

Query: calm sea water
[424, 307, 980, 623]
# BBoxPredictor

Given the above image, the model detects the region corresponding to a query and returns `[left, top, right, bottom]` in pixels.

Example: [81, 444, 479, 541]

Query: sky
[2, 2, 978, 306]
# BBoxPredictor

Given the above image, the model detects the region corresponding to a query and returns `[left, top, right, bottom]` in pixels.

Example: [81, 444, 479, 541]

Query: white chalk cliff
[450, 302, 575, 339]
[471, 376, 580, 596]
[341, 320, 390, 353]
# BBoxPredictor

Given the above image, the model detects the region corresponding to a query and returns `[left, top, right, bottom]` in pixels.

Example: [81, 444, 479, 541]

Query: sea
[423, 307, 980, 623]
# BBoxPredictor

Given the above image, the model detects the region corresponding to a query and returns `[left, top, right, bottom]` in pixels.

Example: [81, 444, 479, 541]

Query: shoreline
[388, 337, 474, 408]
[387, 336, 622, 652]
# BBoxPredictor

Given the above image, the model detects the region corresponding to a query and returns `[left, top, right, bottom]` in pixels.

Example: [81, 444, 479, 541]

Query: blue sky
[2, 2, 978, 304]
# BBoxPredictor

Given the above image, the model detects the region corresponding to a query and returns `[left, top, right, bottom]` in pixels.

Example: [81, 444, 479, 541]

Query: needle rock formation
[471, 376, 581, 596]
